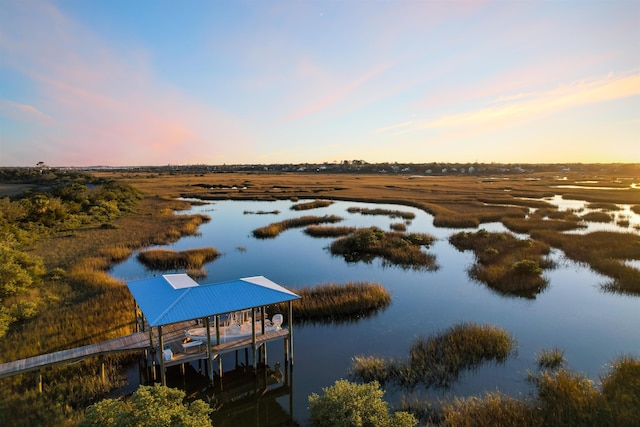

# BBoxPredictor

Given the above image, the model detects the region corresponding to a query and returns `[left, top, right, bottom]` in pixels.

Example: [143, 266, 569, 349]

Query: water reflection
[109, 199, 640, 426]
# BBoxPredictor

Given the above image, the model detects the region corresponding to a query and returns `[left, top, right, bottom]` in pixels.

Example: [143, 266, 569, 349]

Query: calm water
[110, 199, 640, 425]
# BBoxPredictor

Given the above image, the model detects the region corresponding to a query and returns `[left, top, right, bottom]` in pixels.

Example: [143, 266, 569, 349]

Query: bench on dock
[181, 340, 203, 352]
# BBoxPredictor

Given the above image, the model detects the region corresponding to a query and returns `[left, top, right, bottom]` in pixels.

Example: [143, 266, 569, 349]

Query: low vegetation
[137, 247, 220, 271]
[243, 209, 279, 215]
[536, 347, 565, 370]
[291, 199, 333, 210]
[347, 206, 415, 220]
[304, 225, 356, 237]
[331, 227, 438, 270]
[581, 211, 613, 223]
[400, 354, 640, 426]
[531, 230, 640, 294]
[308, 379, 416, 427]
[351, 322, 516, 389]
[252, 214, 343, 238]
[449, 229, 553, 298]
[79, 384, 211, 427]
[269, 282, 391, 322]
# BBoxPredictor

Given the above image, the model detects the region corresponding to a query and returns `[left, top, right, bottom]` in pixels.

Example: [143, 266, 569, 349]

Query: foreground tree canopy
[78, 385, 211, 427]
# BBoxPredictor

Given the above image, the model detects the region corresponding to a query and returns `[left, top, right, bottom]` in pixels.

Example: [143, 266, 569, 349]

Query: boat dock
[0, 320, 292, 392]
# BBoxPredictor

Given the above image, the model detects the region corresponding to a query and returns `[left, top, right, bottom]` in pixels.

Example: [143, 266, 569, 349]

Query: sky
[1, 0, 639, 167]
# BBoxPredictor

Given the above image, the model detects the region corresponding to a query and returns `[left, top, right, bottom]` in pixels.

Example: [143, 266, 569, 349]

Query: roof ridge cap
[151, 287, 193, 326]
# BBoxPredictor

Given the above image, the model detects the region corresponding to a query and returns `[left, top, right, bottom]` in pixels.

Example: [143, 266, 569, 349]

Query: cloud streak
[423, 73, 640, 130]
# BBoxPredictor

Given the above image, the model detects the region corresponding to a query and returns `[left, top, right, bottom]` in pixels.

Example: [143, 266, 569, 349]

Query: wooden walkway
[0, 331, 148, 380]
[0, 321, 290, 381]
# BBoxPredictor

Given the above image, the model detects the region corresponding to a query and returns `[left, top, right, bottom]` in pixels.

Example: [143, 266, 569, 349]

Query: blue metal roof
[126, 274, 300, 327]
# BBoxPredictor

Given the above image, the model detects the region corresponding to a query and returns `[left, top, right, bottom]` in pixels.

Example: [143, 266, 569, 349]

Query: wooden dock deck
[0, 321, 290, 384]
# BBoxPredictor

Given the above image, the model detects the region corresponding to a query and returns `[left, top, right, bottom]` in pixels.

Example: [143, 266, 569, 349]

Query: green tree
[78, 385, 211, 427]
[308, 379, 416, 427]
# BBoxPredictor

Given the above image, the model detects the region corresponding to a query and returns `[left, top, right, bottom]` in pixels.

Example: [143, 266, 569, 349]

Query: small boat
[186, 311, 283, 343]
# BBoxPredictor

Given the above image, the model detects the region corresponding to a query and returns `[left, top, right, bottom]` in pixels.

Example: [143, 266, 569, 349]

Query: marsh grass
[269, 282, 391, 322]
[137, 247, 220, 270]
[536, 347, 565, 370]
[441, 392, 535, 427]
[291, 200, 333, 210]
[449, 230, 553, 298]
[304, 225, 356, 237]
[252, 214, 343, 238]
[390, 222, 407, 231]
[587, 202, 621, 211]
[532, 230, 640, 294]
[331, 227, 438, 270]
[632, 205, 640, 215]
[243, 210, 280, 215]
[581, 211, 614, 223]
[351, 323, 516, 389]
[347, 206, 416, 220]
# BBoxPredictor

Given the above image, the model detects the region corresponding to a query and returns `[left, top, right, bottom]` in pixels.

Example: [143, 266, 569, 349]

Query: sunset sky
[1, 0, 639, 167]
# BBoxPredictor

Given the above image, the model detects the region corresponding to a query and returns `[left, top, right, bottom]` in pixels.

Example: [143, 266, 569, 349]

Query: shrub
[308, 380, 416, 427]
[78, 384, 211, 427]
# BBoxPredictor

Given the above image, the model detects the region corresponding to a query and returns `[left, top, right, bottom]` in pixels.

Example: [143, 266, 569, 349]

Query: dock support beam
[251, 308, 257, 373]
[205, 317, 214, 385]
[36, 369, 42, 394]
[288, 301, 294, 365]
[99, 355, 105, 381]
[158, 325, 166, 386]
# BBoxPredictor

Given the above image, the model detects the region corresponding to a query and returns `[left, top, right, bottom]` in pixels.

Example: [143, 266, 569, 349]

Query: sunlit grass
[269, 282, 391, 323]
[449, 229, 553, 298]
[252, 215, 343, 238]
[291, 199, 333, 210]
[350, 322, 516, 389]
[304, 225, 356, 237]
[536, 347, 565, 370]
[137, 247, 220, 270]
[331, 227, 438, 270]
[347, 206, 415, 220]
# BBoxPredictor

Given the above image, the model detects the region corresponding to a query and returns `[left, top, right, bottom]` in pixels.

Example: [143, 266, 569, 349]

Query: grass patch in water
[351, 322, 516, 389]
[390, 222, 407, 231]
[531, 230, 640, 294]
[252, 214, 343, 238]
[243, 209, 280, 215]
[347, 206, 416, 220]
[291, 199, 333, 210]
[449, 229, 553, 298]
[581, 211, 614, 223]
[304, 225, 356, 237]
[269, 282, 391, 322]
[137, 247, 220, 270]
[330, 227, 438, 270]
[536, 347, 565, 370]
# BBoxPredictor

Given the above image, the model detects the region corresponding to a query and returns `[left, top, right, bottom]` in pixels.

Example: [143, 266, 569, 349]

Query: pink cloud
[1, 1, 255, 166]
[277, 61, 393, 124]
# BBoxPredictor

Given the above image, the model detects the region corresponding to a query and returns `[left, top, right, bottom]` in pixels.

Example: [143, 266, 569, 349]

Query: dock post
[36, 369, 42, 394]
[288, 301, 294, 365]
[205, 317, 214, 385]
[99, 355, 105, 382]
[251, 308, 257, 373]
[158, 325, 166, 386]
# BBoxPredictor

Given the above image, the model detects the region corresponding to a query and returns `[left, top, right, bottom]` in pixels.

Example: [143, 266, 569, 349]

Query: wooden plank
[0, 323, 290, 380]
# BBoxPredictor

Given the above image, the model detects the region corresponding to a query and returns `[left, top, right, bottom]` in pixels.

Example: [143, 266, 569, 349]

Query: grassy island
[252, 214, 343, 238]
[331, 227, 438, 270]
[351, 322, 516, 388]
[291, 199, 333, 210]
[269, 282, 391, 322]
[449, 229, 553, 298]
[137, 248, 220, 277]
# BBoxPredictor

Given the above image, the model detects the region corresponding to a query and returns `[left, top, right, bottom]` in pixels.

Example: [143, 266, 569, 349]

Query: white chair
[271, 314, 283, 329]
